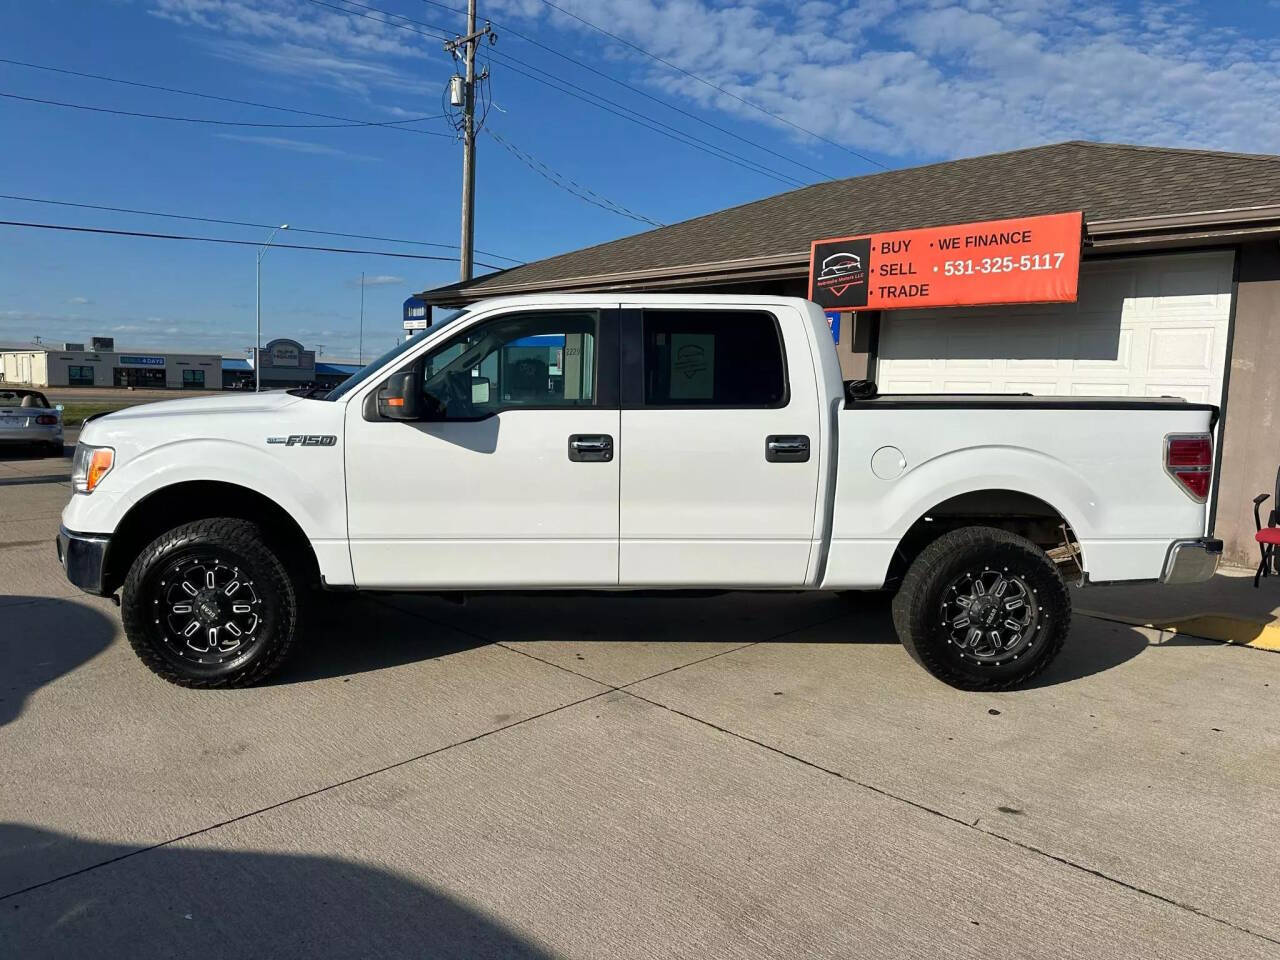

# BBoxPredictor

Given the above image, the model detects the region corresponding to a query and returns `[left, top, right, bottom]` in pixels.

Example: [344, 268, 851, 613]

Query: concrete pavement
[2, 470, 1279, 958]
[1074, 566, 1280, 650]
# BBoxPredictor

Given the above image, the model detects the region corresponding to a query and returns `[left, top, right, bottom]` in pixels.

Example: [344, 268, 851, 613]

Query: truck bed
[823, 397, 1217, 588]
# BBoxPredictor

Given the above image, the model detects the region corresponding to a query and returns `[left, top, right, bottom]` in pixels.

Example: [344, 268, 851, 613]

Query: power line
[0, 193, 524, 263]
[487, 129, 663, 227]
[0, 220, 509, 268]
[525, 0, 886, 170]
[0, 57, 449, 137]
[486, 51, 805, 187]
[305, 0, 450, 43]
[0, 90, 451, 132]
[314, 0, 809, 188]
[412, 0, 839, 181]
[344, 0, 811, 186]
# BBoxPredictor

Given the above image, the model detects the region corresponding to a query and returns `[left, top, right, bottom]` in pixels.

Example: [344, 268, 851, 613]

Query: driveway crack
[623, 690, 1280, 948]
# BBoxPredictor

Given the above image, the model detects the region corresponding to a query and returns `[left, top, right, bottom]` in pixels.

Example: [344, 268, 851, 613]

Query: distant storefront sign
[809, 211, 1083, 311]
[261, 338, 313, 369]
[119, 355, 165, 367]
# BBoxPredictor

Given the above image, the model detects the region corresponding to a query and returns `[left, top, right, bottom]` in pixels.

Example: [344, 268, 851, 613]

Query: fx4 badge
[267, 435, 337, 447]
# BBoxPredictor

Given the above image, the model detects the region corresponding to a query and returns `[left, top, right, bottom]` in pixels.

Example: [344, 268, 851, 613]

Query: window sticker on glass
[668, 333, 715, 400]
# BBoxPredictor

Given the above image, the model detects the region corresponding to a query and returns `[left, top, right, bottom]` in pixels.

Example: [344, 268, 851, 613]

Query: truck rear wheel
[120, 518, 300, 688]
[891, 526, 1069, 690]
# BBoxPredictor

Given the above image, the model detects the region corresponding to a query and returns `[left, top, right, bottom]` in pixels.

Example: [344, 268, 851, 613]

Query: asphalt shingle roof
[428, 141, 1280, 299]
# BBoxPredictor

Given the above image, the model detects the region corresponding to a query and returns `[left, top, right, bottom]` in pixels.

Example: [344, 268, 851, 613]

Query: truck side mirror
[377, 368, 423, 420]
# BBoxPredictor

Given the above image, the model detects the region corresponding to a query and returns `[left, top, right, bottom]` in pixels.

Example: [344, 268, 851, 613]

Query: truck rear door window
[641, 310, 787, 407]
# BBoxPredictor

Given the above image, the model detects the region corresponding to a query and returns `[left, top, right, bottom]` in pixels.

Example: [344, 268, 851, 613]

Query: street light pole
[255, 223, 289, 392]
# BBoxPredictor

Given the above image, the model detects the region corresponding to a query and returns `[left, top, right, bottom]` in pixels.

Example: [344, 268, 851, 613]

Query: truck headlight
[71, 443, 115, 493]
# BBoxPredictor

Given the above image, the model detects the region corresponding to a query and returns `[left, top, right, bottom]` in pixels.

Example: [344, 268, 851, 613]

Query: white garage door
[875, 251, 1234, 404]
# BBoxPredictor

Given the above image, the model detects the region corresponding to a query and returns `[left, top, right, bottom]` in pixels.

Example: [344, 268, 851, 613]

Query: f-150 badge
[267, 435, 337, 446]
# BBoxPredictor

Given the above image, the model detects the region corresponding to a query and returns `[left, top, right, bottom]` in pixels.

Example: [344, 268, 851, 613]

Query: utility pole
[255, 223, 288, 392]
[444, 2, 494, 283]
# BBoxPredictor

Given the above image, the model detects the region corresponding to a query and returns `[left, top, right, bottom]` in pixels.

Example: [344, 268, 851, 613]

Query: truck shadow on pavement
[270, 592, 493, 685]
[0, 823, 555, 959]
[0, 598, 114, 728]
[283, 590, 1152, 689]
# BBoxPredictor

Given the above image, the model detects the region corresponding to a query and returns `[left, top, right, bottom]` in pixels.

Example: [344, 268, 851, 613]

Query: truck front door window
[420, 311, 598, 419]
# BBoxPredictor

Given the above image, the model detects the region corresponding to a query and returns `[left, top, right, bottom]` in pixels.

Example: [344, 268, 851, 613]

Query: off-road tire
[121, 518, 300, 688]
[891, 526, 1069, 691]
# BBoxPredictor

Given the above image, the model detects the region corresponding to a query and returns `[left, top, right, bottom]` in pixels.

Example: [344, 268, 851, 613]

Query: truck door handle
[765, 435, 810, 463]
[568, 434, 613, 462]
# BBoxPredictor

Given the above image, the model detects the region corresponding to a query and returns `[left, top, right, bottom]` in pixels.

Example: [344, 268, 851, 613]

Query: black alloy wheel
[891, 526, 1069, 691]
[121, 518, 301, 688]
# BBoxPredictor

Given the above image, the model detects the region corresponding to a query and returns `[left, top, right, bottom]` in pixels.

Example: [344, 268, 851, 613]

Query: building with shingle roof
[418, 141, 1280, 568]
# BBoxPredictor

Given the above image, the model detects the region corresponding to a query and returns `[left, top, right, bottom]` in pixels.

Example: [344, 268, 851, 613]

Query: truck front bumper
[1161, 537, 1222, 585]
[56, 526, 111, 596]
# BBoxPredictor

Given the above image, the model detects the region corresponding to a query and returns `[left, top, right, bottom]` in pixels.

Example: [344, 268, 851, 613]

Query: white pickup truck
[58, 294, 1221, 691]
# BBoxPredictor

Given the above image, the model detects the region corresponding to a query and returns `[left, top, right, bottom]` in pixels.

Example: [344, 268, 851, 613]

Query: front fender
[61, 437, 346, 542]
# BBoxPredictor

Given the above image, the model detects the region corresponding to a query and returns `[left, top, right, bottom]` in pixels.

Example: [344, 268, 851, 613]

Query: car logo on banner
[812, 238, 872, 307]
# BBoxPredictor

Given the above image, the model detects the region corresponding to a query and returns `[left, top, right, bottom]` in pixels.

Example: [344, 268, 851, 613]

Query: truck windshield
[323, 308, 471, 401]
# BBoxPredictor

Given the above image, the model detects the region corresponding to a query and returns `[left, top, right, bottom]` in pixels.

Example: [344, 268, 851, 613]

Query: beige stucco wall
[0, 352, 48, 386]
[1215, 241, 1280, 569]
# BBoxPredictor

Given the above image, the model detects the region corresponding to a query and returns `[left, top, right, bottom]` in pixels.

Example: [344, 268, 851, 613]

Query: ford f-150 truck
[57, 294, 1222, 691]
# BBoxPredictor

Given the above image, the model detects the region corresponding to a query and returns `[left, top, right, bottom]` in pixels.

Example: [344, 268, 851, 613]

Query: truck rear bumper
[56, 526, 111, 596]
[1161, 537, 1222, 585]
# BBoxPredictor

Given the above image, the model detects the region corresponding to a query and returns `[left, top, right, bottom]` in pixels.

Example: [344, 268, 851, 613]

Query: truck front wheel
[120, 518, 301, 688]
[891, 526, 1069, 691]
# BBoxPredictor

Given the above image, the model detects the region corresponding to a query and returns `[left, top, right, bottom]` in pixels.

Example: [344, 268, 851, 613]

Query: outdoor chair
[1254, 466, 1280, 587]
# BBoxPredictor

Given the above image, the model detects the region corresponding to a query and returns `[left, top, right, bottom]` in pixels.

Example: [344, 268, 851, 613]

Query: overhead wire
[523, 0, 887, 170]
[0, 56, 451, 137]
[0, 220, 510, 268]
[0, 193, 525, 263]
[486, 130, 664, 227]
[311, 0, 684, 223]
[312, 0, 810, 188]
[0, 90, 451, 132]
[411, 0, 841, 181]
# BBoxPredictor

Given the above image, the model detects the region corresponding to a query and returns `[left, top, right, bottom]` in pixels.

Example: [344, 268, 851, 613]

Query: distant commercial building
[0, 346, 222, 389]
[418, 139, 1280, 569]
[223, 340, 361, 391]
[0, 335, 360, 393]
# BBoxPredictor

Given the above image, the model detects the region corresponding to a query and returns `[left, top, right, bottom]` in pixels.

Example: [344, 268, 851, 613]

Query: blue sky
[2, 0, 1277, 360]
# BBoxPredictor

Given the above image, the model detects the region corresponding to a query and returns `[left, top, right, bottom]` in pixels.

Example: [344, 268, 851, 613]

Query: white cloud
[150, 0, 444, 98]
[485, 0, 1280, 165]
[214, 133, 379, 161]
[353, 274, 405, 287]
[147, 0, 1280, 181]
[67, 296, 92, 305]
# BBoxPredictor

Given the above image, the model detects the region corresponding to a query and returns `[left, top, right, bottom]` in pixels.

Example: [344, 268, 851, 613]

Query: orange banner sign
[809, 211, 1083, 311]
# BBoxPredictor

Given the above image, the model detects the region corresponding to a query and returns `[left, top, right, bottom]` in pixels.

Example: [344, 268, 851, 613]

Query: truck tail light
[1165, 434, 1212, 502]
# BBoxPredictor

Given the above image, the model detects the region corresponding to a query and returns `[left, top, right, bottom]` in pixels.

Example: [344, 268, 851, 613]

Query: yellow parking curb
[1078, 609, 1280, 651]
